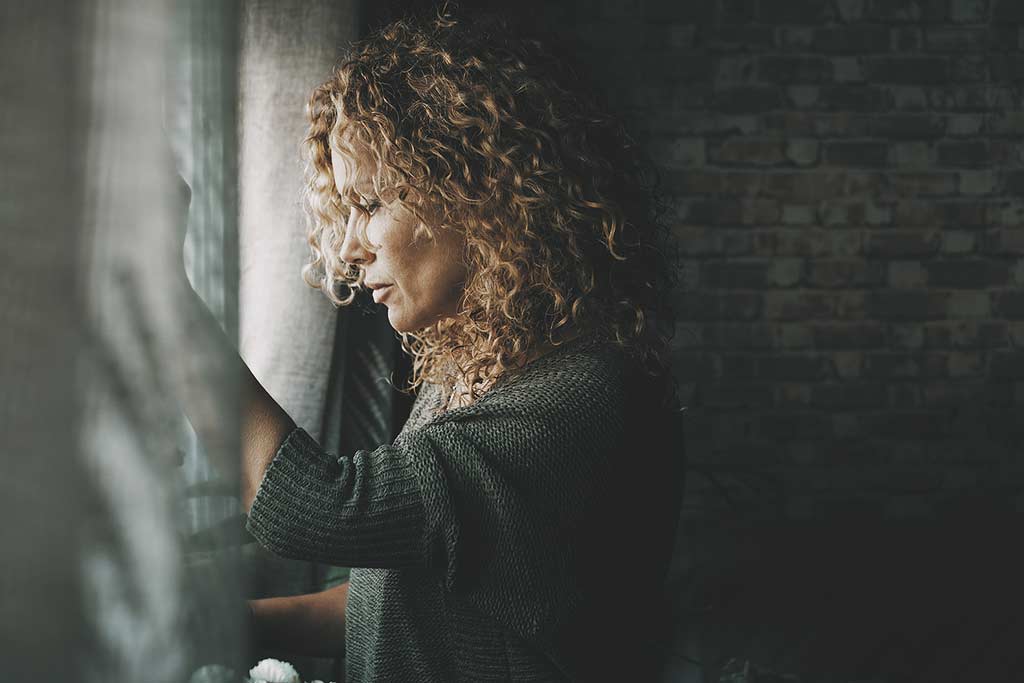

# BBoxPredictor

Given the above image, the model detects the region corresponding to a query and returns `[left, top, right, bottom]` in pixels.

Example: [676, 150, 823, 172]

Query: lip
[370, 284, 392, 303]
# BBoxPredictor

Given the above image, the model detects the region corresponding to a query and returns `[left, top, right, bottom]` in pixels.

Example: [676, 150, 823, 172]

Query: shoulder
[392, 336, 642, 472]
[446, 335, 626, 420]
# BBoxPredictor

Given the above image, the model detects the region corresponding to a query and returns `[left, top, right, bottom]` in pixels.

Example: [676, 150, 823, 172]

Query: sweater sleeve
[243, 364, 622, 578]
[244, 426, 432, 568]
[245, 343, 681, 680]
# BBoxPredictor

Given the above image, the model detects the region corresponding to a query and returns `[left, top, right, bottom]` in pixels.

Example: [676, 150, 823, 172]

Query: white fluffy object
[248, 658, 301, 683]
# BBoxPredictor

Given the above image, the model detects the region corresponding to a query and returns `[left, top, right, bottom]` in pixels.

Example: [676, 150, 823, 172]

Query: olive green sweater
[246, 334, 684, 681]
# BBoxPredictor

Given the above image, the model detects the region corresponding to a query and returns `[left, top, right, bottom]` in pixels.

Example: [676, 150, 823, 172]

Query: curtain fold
[3, 1, 249, 680]
[3, 3, 397, 680]
[236, 1, 368, 679]
[170, 0, 243, 542]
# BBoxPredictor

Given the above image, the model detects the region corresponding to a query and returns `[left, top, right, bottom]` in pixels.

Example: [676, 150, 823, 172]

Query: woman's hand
[173, 171, 192, 279]
[160, 133, 193, 285]
[157, 132, 296, 499]
[247, 582, 349, 659]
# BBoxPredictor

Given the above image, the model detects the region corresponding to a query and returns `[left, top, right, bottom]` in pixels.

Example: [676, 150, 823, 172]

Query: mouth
[370, 284, 392, 303]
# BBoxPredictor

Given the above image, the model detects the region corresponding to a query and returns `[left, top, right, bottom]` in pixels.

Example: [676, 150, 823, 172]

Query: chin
[385, 307, 419, 334]
[385, 306, 450, 334]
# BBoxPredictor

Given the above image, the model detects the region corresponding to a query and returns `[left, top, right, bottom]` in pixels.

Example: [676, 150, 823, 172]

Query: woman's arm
[174, 275, 297, 513]
[167, 167, 295, 512]
[178, 274, 299, 509]
[248, 581, 349, 659]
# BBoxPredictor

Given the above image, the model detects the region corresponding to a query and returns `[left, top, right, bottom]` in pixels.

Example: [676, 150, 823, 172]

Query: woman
[183, 9, 683, 682]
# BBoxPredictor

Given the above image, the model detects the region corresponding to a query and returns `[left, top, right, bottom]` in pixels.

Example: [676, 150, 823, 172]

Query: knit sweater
[246, 333, 685, 681]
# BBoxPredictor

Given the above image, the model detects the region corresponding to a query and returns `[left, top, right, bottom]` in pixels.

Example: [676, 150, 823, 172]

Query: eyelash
[351, 199, 380, 216]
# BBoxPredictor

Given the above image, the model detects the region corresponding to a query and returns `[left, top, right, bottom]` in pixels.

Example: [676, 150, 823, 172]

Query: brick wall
[379, 0, 1023, 523]
[551, 0, 1024, 522]
[368, 1, 1024, 676]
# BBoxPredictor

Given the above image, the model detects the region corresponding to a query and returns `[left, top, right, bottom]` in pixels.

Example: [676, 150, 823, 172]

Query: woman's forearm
[174, 274, 296, 512]
[249, 582, 349, 659]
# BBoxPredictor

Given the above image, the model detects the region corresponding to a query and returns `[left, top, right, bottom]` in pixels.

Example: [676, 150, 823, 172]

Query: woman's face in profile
[332, 146, 468, 333]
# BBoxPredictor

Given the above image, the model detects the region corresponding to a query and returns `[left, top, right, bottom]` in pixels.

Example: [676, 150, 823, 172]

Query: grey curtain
[235, 2, 400, 680]
[3, 1, 247, 681]
[3, 1, 396, 681]
[177, 2, 398, 680]
[169, 0, 241, 541]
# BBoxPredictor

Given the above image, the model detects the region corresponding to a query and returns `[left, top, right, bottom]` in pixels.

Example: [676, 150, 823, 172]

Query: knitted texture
[246, 333, 684, 681]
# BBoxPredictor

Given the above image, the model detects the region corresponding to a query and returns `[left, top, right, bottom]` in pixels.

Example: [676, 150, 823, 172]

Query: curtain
[3, 1, 391, 680]
[236, 1, 392, 680]
[169, 0, 242, 541]
[2, 1, 248, 681]
[173, 0, 377, 679]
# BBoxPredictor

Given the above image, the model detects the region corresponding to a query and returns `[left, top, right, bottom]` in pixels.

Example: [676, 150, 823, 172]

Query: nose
[339, 209, 374, 266]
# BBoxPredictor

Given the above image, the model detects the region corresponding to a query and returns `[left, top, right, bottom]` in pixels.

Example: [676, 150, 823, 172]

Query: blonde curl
[301, 8, 679, 406]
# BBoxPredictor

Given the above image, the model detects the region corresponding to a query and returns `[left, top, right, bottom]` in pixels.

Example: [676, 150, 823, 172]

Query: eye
[353, 196, 381, 216]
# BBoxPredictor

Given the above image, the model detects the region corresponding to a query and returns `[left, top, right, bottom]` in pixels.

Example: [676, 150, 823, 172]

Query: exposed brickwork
[540, 0, 1023, 520]
[379, 0, 1021, 530]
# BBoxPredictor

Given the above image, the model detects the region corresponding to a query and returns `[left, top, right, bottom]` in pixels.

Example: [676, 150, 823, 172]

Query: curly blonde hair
[302, 8, 677, 406]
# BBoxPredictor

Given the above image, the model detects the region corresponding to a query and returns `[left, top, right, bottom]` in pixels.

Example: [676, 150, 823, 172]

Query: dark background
[368, 1, 1024, 680]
